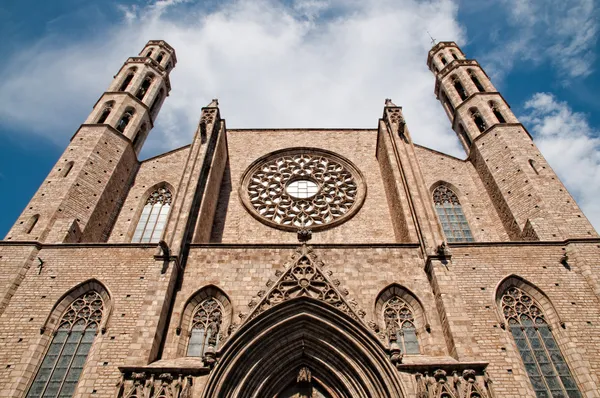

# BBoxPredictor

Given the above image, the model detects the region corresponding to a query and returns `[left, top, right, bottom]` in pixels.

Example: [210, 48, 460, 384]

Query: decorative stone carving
[414, 368, 494, 398]
[117, 371, 193, 398]
[243, 245, 365, 323]
[297, 366, 312, 383]
[240, 148, 366, 231]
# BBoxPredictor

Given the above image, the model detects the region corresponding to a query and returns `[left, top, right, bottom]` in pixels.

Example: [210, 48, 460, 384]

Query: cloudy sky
[0, 0, 598, 236]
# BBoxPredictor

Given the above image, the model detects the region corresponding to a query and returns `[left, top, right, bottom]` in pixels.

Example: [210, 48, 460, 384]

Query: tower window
[24, 214, 39, 234]
[489, 101, 507, 123]
[453, 76, 468, 101]
[529, 159, 539, 175]
[452, 51, 459, 60]
[384, 296, 420, 355]
[118, 69, 136, 92]
[135, 75, 153, 101]
[441, 90, 454, 114]
[132, 123, 147, 151]
[433, 186, 473, 242]
[469, 69, 485, 92]
[150, 88, 165, 116]
[60, 161, 74, 178]
[132, 187, 172, 243]
[116, 109, 135, 133]
[26, 291, 103, 398]
[440, 54, 448, 65]
[96, 101, 114, 124]
[145, 49, 153, 57]
[471, 109, 486, 132]
[458, 123, 472, 148]
[501, 287, 582, 397]
[187, 298, 222, 357]
[156, 52, 165, 64]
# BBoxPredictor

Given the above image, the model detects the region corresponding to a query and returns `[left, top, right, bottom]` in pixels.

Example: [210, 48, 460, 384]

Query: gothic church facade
[0, 39, 599, 397]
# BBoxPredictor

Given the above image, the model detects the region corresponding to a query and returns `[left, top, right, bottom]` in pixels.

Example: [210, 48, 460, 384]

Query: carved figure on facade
[415, 369, 493, 398]
[118, 372, 192, 398]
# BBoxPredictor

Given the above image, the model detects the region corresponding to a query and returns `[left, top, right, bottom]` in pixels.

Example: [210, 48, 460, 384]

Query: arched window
[116, 109, 135, 133]
[118, 68, 136, 92]
[469, 70, 485, 92]
[440, 54, 447, 65]
[96, 102, 114, 124]
[458, 123, 472, 148]
[433, 186, 473, 242]
[26, 291, 103, 398]
[501, 287, 582, 397]
[384, 296, 419, 354]
[132, 187, 172, 243]
[453, 76, 468, 101]
[150, 88, 164, 116]
[529, 159, 539, 175]
[24, 214, 39, 234]
[59, 161, 74, 178]
[441, 90, 454, 114]
[471, 109, 486, 132]
[452, 51, 459, 60]
[132, 123, 147, 151]
[489, 101, 506, 123]
[187, 298, 222, 357]
[135, 74, 153, 101]
[156, 52, 165, 64]
[145, 49, 153, 57]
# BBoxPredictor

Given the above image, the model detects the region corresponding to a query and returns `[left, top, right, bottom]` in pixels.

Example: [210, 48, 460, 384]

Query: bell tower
[5, 40, 176, 243]
[428, 41, 596, 240]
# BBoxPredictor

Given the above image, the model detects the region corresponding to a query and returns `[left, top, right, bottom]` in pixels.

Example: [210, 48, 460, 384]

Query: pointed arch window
[27, 291, 103, 398]
[116, 109, 135, 133]
[384, 296, 419, 355]
[489, 101, 506, 123]
[433, 186, 473, 242]
[453, 76, 468, 101]
[471, 109, 486, 132]
[502, 287, 582, 397]
[187, 298, 222, 357]
[96, 102, 113, 124]
[135, 74, 153, 101]
[132, 187, 172, 243]
[469, 69, 485, 92]
[119, 68, 136, 92]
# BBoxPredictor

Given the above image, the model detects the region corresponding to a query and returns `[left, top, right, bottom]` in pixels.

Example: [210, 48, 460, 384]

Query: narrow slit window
[60, 161, 74, 178]
[469, 70, 485, 92]
[26, 291, 103, 398]
[502, 287, 582, 398]
[25, 214, 39, 234]
[529, 159, 539, 175]
[187, 298, 222, 357]
[132, 187, 172, 243]
[453, 77, 468, 101]
[384, 296, 420, 355]
[433, 186, 473, 242]
[490, 101, 506, 123]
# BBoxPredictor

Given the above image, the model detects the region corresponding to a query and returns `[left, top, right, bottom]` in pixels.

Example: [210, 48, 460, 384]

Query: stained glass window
[502, 287, 582, 398]
[27, 291, 103, 398]
[384, 296, 420, 355]
[433, 186, 473, 243]
[187, 298, 222, 357]
[132, 187, 171, 243]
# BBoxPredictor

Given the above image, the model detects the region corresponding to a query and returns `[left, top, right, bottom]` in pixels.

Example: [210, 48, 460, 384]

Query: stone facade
[0, 40, 599, 397]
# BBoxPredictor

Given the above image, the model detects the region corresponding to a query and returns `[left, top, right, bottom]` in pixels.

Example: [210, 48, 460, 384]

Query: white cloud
[0, 0, 466, 158]
[483, 0, 597, 81]
[521, 92, 600, 230]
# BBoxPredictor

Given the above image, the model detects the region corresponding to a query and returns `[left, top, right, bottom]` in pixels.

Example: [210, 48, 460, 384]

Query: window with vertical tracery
[132, 187, 172, 243]
[187, 298, 222, 357]
[501, 287, 581, 398]
[384, 296, 419, 355]
[433, 186, 473, 242]
[27, 291, 103, 398]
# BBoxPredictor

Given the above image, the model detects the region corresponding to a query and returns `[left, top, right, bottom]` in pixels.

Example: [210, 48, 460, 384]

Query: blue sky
[0, 0, 599, 237]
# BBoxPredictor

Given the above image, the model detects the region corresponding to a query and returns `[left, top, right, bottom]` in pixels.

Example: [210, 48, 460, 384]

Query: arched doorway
[203, 297, 405, 398]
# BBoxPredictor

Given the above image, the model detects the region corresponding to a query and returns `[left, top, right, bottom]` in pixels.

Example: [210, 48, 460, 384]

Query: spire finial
[427, 30, 437, 46]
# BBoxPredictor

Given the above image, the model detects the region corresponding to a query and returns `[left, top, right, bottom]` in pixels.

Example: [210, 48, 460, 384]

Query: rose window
[240, 148, 366, 231]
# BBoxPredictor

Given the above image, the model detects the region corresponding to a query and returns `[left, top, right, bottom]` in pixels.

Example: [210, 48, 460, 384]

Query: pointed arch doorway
[202, 297, 405, 398]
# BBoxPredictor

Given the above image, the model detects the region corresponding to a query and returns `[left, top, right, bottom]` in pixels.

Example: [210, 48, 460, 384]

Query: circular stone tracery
[240, 148, 366, 231]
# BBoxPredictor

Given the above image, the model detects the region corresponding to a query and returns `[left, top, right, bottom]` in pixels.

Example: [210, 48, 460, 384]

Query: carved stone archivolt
[243, 244, 366, 324]
[240, 148, 366, 231]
